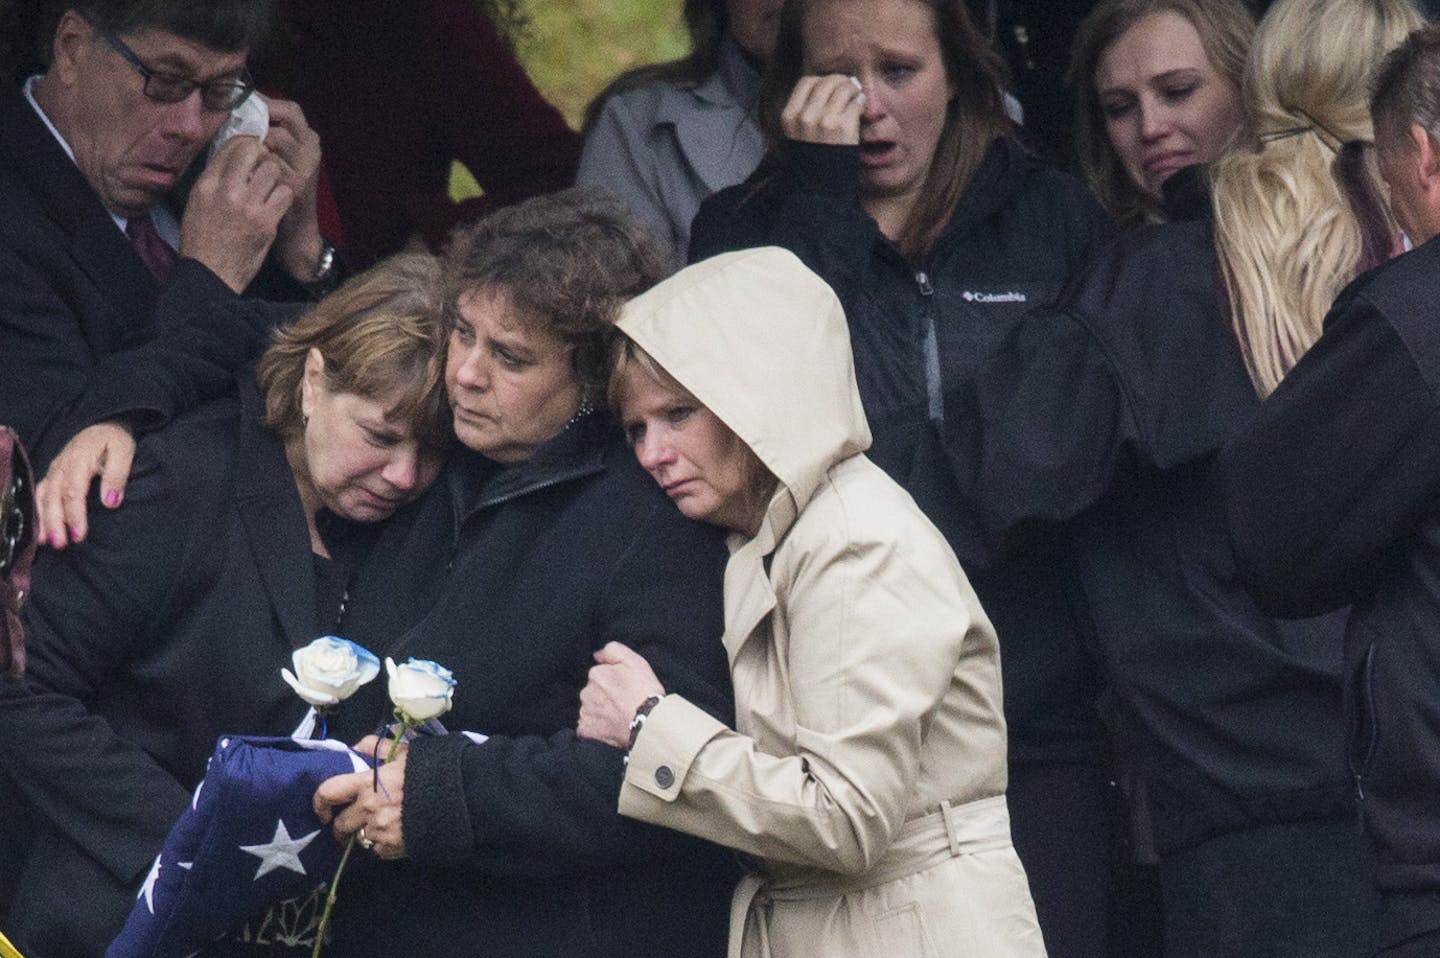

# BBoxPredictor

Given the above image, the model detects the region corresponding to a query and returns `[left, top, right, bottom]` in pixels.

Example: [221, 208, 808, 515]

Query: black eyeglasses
[100, 29, 255, 112]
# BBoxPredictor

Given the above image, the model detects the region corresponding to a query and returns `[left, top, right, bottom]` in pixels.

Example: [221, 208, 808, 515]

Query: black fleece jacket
[944, 218, 1353, 852]
[325, 414, 738, 958]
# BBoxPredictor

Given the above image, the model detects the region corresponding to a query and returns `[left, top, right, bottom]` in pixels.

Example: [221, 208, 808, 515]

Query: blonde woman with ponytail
[936, 0, 1421, 953]
[1214, 0, 1417, 397]
[1223, 24, 1440, 956]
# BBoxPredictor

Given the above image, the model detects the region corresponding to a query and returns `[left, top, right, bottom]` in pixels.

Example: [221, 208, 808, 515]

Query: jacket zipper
[916, 270, 942, 422]
[451, 470, 601, 568]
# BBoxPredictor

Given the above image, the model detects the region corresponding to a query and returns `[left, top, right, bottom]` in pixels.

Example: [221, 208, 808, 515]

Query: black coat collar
[447, 410, 612, 524]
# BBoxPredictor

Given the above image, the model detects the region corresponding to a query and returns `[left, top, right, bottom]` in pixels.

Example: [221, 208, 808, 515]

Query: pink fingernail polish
[104, 490, 121, 507]
[49, 533, 64, 548]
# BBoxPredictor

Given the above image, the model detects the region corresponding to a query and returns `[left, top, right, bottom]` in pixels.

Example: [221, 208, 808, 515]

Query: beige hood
[617, 247, 871, 538]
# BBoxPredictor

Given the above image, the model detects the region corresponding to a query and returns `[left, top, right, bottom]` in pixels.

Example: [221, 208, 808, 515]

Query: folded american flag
[105, 735, 369, 958]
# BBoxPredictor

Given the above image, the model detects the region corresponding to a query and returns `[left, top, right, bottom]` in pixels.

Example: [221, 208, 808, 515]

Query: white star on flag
[239, 820, 319, 880]
[138, 855, 162, 914]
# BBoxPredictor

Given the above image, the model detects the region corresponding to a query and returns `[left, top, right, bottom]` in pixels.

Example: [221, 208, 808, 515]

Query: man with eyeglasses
[0, 0, 333, 475]
[0, 0, 334, 953]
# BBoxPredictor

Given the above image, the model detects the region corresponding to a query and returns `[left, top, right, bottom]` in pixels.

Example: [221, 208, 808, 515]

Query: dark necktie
[125, 212, 177, 284]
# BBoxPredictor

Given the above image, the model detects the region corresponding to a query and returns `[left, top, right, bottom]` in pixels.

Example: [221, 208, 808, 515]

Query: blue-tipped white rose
[386, 657, 456, 722]
[281, 636, 381, 708]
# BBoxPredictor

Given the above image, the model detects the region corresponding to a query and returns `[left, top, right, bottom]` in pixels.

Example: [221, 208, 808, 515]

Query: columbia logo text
[962, 290, 1027, 303]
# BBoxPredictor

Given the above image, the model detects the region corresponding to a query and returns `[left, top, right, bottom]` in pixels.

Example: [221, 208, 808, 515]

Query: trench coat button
[654, 765, 675, 789]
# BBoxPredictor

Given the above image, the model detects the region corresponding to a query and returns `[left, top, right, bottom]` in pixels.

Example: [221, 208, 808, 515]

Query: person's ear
[300, 348, 325, 420]
[1410, 122, 1440, 193]
[49, 10, 92, 87]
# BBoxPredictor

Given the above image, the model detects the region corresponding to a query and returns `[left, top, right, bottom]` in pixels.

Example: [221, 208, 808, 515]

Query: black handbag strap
[1, 425, 36, 676]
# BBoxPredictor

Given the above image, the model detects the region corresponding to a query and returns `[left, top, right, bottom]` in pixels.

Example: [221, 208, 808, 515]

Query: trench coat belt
[725, 794, 1013, 958]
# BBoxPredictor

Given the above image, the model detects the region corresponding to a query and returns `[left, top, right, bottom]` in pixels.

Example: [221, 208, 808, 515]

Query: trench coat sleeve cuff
[620, 695, 727, 810]
[402, 733, 477, 866]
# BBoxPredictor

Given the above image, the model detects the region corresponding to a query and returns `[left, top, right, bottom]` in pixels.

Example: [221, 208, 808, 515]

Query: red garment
[124, 212, 177, 283]
[252, 0, 581, 268]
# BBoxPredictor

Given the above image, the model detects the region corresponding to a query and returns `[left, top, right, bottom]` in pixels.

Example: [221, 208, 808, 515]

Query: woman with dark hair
[1070, 0, 1253, 227]
[0, 255, 453, 957]
[688, 0, 1116, 953]
[309, 189, 738, 958]
[577, 0, 780, 262]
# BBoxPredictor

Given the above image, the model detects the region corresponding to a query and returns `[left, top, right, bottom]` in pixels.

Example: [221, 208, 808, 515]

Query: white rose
[281, 636, 381, 708]
[385, 656, 456, 722]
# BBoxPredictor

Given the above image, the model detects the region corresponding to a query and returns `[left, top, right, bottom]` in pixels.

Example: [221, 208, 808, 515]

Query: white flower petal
[280, 668, 339, 708]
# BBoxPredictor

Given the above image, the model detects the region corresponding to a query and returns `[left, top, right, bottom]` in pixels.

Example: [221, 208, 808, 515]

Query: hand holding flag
[104, 736, 371, 958]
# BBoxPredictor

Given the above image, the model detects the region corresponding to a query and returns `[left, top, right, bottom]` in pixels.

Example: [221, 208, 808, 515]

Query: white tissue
[209, 93, 270, 158]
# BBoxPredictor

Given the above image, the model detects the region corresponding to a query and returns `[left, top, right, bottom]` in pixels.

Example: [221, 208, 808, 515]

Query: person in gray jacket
[577, 0, 779, 263]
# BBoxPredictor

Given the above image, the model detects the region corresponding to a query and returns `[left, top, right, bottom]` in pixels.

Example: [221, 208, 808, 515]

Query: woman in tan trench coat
[577, 246, 1046, 957]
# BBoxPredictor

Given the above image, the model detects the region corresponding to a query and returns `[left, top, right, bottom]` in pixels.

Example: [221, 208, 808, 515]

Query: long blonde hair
[1214, 0, 1421, 397]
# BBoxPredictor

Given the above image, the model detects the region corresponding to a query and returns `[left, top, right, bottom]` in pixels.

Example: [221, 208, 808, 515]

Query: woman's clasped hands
[313, 734, 409, 860]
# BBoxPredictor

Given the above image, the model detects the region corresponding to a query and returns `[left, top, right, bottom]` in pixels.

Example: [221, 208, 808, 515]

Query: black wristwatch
[626, 694, 664, 753]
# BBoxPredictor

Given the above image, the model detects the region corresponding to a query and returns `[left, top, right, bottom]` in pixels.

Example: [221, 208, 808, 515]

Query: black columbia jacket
[691, 136, 1114, 766]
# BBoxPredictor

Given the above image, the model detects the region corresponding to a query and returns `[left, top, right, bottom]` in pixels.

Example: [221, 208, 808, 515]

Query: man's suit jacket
[0, 379, 450, 957]
[0, 85, 295, 467]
